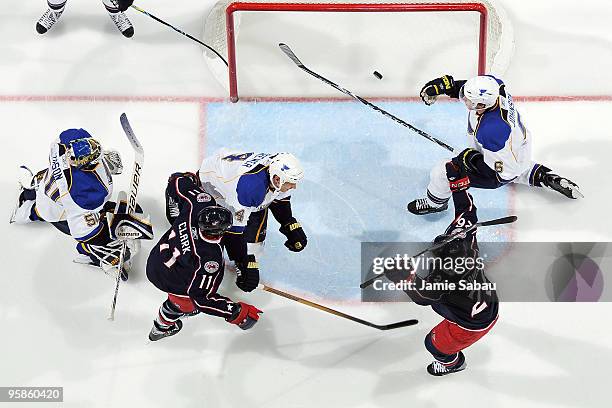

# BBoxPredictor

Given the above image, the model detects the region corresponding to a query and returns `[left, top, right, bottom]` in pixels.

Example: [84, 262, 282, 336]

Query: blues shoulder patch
[69, 167, 108, 210]
[475, 110, 511, 153]
[236, 171, 268, 208]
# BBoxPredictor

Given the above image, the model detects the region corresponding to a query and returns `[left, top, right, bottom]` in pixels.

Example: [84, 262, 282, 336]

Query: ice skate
[36, 7, 65, 34]
[108, 11, 134, 38]
[148, 320, 183, 341]
[542, 173, 583, 199]
[407, 198, 448, 215]
[427, 352, 467, 376]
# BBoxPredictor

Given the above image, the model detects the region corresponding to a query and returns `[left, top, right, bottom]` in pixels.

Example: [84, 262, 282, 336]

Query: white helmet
[268, 153, 304, 189]
[459, 76, 500, 111]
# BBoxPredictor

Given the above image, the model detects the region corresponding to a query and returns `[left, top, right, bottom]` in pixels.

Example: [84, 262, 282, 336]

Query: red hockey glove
[227, 302, 263, 330]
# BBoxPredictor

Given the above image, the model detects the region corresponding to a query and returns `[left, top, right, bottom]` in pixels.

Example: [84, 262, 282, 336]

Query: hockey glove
[279, 217, 307, 252]
[102, 149, 123, 175]
[227, 302, 263, 330]
[384, 261, 416, 284]
[235, 255, 260, 292]
[107, 212, 154, 241]
[446, 161, 470, 193]
[420, 75, 455, 106]
[452, 148, 482, 174]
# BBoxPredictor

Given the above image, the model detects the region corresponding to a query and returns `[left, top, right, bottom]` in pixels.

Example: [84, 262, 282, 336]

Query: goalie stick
[279, 43, 454, 153]
[260, 284, 418, 330]
[360, 215, 518, 289]
[108, 113, 144, 321]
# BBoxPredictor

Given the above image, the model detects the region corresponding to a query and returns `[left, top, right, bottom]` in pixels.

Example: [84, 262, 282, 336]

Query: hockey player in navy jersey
[388, 162, 498, 376]
[407, 75, 582, 215]
[11, 128, 152, 280]
[36, 0, 135, 37]
[147, 172, 263, 341]
[197, 150, 307, 292]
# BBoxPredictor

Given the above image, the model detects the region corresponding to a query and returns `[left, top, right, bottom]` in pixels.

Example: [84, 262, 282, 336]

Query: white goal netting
[203, 0, 514, 100]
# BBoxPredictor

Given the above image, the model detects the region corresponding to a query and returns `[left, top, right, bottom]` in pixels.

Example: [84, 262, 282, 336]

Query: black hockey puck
[373, 71, 383, 80]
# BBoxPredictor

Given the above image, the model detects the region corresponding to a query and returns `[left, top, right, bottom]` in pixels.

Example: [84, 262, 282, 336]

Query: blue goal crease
[205, 101, 511, 301]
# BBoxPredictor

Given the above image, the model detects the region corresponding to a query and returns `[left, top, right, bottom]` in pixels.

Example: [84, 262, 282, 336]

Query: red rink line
[0, 95, 220, 103]
[2, 93, 610, 168]
[238, 95, 612, 102]
[1, 94, 612, 103]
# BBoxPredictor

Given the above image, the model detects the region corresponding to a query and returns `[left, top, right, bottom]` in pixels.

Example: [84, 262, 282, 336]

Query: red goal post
[203, 0, 514, 102]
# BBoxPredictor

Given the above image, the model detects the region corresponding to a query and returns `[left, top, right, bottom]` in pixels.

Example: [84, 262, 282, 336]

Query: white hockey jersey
[198, 149, 292, 232]
[466, 76, 532, 182]
[35, 132, 113, 241]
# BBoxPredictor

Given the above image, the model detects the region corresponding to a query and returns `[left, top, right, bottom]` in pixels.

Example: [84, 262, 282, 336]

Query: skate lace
[39, 9, 59, 28]
[110, 12, 131, 31]
[415, 198, 430, 210]
[431, 360, 449, 374]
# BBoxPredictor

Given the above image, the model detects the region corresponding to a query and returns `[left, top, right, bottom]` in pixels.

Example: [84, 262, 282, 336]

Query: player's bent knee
[425, 332, 453, 361]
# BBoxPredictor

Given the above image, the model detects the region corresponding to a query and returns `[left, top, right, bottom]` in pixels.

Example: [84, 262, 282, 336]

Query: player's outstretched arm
[420, 75, 467, 105]
[187, 266, 262, 330]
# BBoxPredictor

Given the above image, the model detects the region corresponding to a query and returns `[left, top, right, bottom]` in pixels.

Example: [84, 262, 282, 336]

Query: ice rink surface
[1, 1, 612, 407]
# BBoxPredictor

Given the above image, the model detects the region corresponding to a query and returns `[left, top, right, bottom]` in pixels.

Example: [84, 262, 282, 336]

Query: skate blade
[560, 179, 584, 199]
[9, 202, 18, 224]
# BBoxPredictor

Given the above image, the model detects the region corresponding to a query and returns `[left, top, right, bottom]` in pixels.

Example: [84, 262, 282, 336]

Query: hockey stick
[130, 4, 228, 66]
[260, 284, 418, 330]
[279, 43, 454, 153]
[360, 215, 518, 289]
[108, 113, 144, 321]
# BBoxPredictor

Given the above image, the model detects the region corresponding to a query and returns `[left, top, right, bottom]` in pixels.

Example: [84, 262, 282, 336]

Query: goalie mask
[68, 137, 102, 169]
[197, 206, 233, 238]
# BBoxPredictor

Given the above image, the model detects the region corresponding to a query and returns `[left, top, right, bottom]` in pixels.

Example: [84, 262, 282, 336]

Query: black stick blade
[380, 319, 419, 330]
[279, 43, 304, 67]
[480, 215, 517, 227]
[360, 275, 379, 289]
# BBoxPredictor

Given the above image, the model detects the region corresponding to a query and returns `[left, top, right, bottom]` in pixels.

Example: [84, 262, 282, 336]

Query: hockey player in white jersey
[407, 75, 583, 215]
[11, 128, 152, 280]
[36, 0, 135, 37]
[195, 150, 307, 292]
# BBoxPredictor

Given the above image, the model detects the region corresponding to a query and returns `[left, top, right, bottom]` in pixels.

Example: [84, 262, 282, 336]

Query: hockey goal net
[203, 0, 514, 102]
